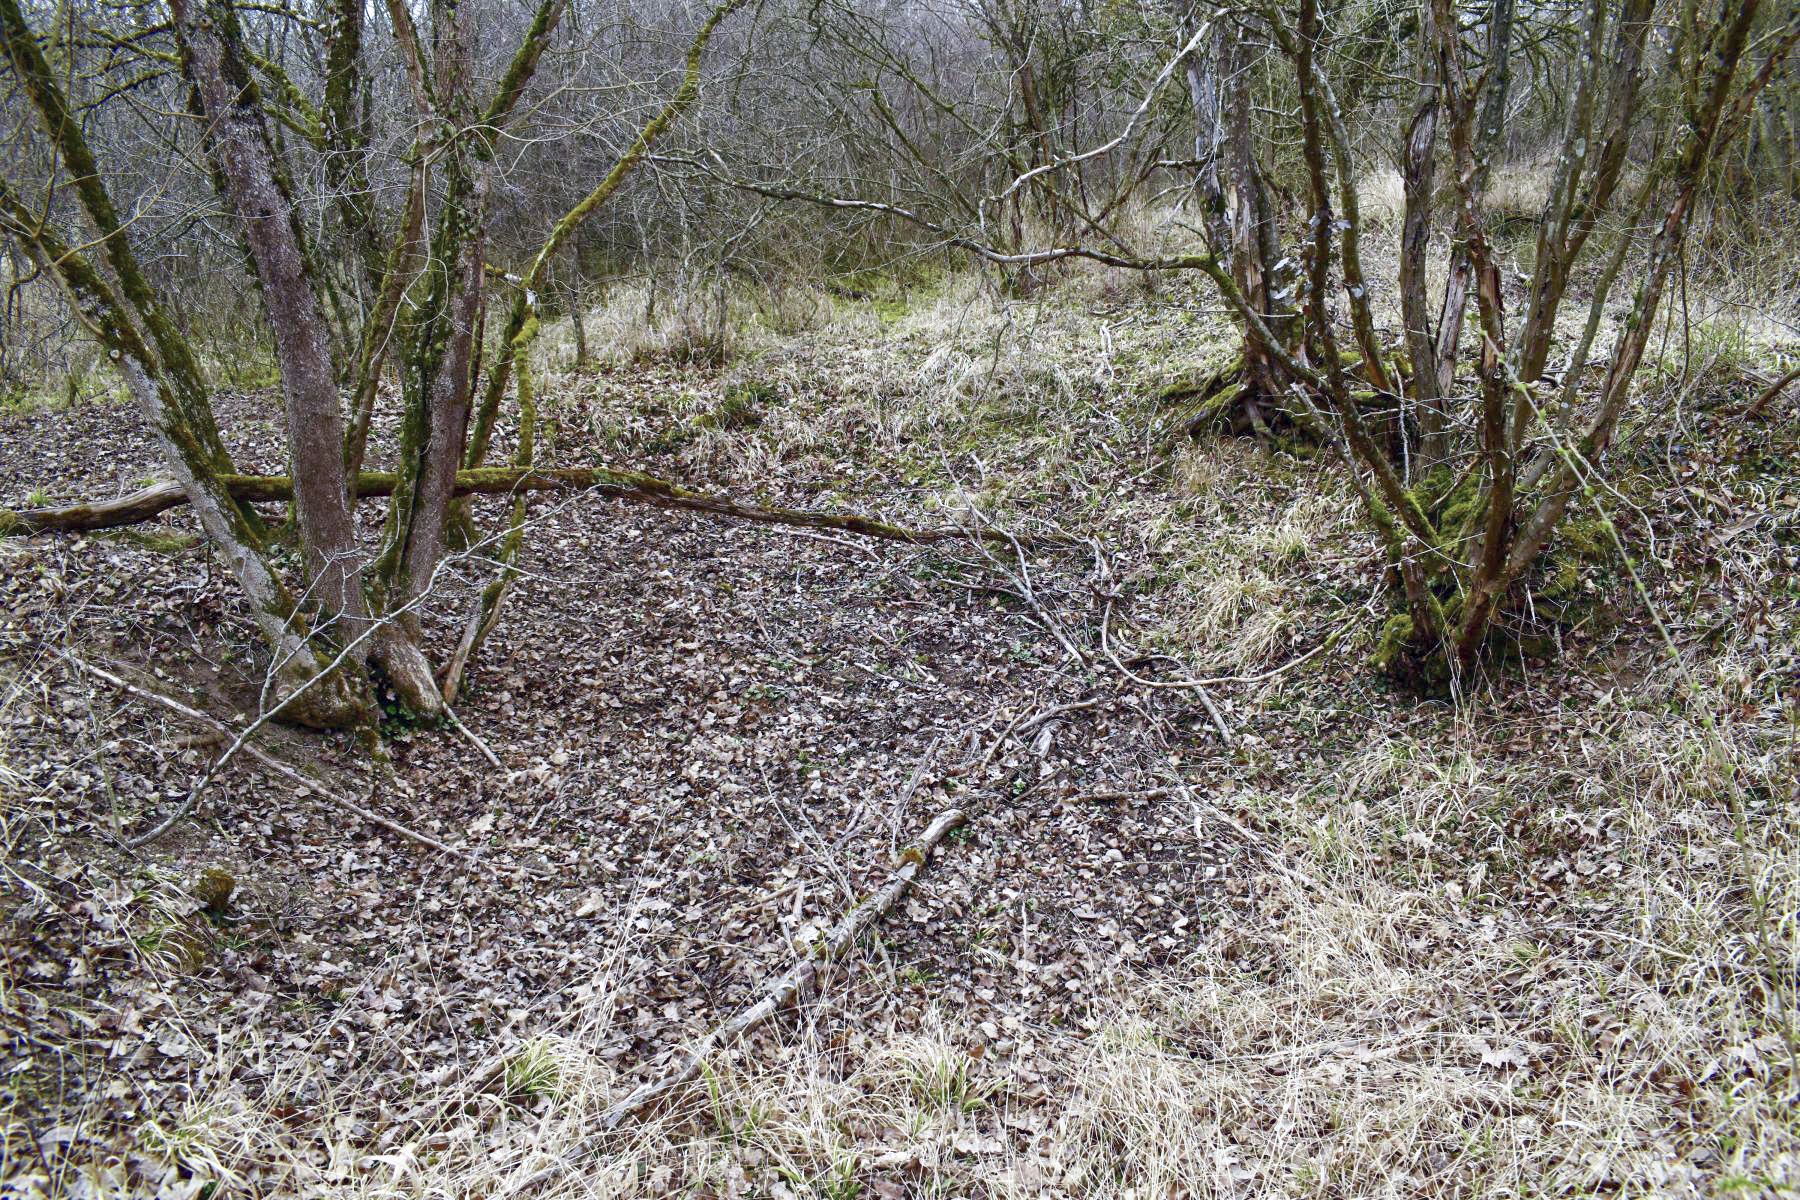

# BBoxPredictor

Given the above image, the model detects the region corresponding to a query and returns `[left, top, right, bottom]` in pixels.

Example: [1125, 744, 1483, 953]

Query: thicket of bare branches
[3, 0, 1796, 708]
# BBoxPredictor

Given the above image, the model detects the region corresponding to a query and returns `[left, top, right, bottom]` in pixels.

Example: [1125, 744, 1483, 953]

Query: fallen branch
[2, 467, 1049, 547]
[52, 651, 500, 873]
[950, 696, 1109, 779]
[1744, 363, 1800, 419]
[503, 808, 967, 1197]
[1097, 600, 1232, 746]
[444, 706, 502, 768]
[1076, 788, 1174, 803]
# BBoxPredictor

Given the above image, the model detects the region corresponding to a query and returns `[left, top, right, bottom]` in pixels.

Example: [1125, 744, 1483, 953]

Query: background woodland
[2, 0, 1799, 1196]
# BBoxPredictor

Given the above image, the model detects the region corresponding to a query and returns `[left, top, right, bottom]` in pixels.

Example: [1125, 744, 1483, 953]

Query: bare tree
[1262, 0, 1794, 681]
[1, 0, 364, 726]
[676, 0, 1793, 687]
[170, 0, 441, 718]
[1182, 6, 1297, 433]
[0, 0, 748, 727]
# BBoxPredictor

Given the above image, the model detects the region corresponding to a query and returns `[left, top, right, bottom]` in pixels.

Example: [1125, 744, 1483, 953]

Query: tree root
[2, 467, 1052, 546]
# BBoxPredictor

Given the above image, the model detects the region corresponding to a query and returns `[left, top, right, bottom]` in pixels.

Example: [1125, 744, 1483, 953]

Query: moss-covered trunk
[1183, 13, 1297, 432]
[1, 0, 362, 728]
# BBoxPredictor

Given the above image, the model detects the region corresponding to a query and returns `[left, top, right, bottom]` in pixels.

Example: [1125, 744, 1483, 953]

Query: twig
[1173, 637, 1337, 687]
[1076, 788, 1173, 803]
[53, 651, 500, 874]
[1098, 595, 1232, 745]
[835, 734, 941, 851]
[441, 579, 507, 708]
[770, 528, 889, 560]
[945, 695, 1113, 781]
[445, 706, 502, 768]
[503, 808, 967, 1197]
[1020, 696, 1108, 731]
[1106, 600, 1361, 689]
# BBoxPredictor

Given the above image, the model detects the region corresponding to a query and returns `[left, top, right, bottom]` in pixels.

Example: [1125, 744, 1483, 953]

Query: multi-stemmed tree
[708, 0, 1792, 684]
[1, 0, 743, 727]
[1225, 0, 1794, 680]
[4, 0, 1792, 709]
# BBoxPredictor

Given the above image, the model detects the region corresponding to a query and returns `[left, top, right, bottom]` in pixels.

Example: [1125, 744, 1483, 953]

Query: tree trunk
[0, 0, 363, 727]
[1511, 0, 1653, 392]
[1398, 5, 1444, 468]
[177, 0, 446, 719]
[1447, 0, 1768, 672]
[1427, 0, 1514, 421]
[174, 0, 363, 627]
[388, 167, 486, 623]
[1184, 12, 1294, 429]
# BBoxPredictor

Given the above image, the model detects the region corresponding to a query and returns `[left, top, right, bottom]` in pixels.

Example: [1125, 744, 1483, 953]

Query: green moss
[1406, 465, 1481, 538]
[1440, 484, 1483, 541]
[697, 381, 777, 432]
[1371, 613, 1415, 671]
[1534, 512, 1618, 611]
[1408, 465, 1455, 512]
[216, 351, 281, 391]
[102, 528, 203, 554]
[192, 866, 235, 914]
[1559, 515, 1611, 560]
[870, 294, 911, 324]
[1541, 558, 1584, 600]
[823, 263, 946, 323]
[641, 426, 699, 456]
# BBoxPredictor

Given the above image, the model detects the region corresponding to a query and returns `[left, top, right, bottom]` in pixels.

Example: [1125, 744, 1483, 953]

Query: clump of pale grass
[1144, 448, 1364, 672]
[1481, 158, 1555, 220]
[544, 276, 815, 371]
[1356, 167, 1408, 230]
[1054, 852, 1796, 1197]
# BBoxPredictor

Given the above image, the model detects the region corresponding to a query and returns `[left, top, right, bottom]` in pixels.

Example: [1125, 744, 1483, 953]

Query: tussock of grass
[1139, 442, 1368, 673]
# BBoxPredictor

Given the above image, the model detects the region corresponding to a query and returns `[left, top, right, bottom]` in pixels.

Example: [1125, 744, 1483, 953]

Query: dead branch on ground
[1, 467, 1053, 547]
[502, 808, 967, 1197]
[1744, 363, 1800, 419]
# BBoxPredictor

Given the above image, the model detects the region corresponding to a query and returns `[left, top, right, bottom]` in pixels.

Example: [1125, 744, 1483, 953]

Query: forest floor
[2, 267, 1798, 1198]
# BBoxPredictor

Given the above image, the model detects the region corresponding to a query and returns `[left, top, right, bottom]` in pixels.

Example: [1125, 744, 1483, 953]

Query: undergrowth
[5, 229, 1799, 1197]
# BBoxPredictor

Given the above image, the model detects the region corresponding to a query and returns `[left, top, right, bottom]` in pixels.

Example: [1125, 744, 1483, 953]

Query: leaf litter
[0, 278, 1796, 1196]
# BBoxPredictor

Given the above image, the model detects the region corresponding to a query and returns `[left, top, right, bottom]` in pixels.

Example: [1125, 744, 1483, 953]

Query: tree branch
[2, 468, 1055, 547]
[501, 809, 967, 1195]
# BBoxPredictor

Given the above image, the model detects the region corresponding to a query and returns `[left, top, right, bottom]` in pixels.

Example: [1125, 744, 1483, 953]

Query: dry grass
[1133, 437, 1371, 675]
[8, 241, 1799, 1198]
[47, 710, 1795, 1198]
[25, 548, 1792, 1199]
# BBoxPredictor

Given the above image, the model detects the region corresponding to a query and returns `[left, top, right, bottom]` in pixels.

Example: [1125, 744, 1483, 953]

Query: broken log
[1, 467, 1044, 547]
